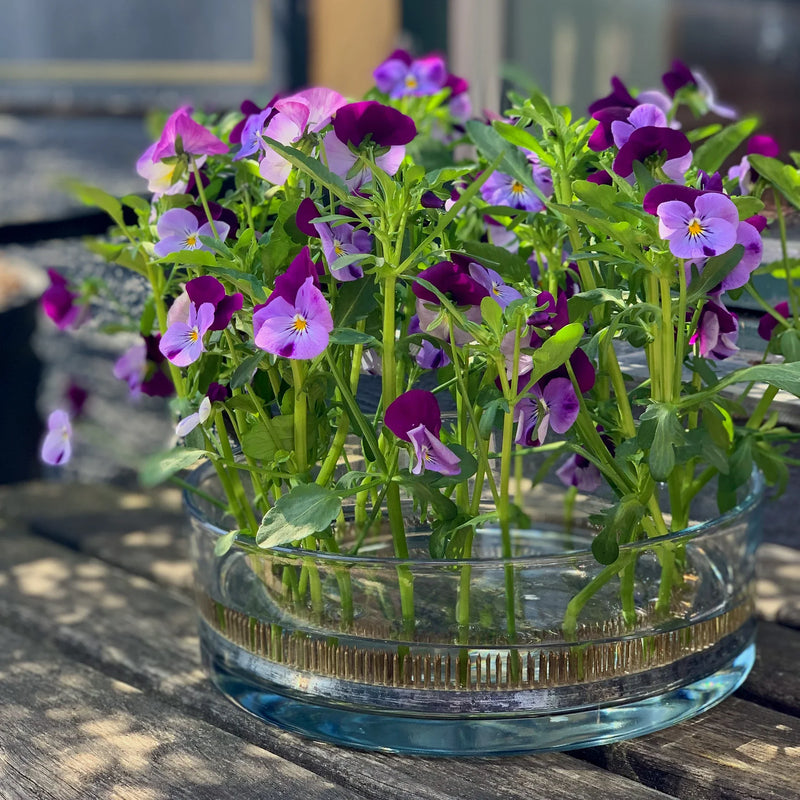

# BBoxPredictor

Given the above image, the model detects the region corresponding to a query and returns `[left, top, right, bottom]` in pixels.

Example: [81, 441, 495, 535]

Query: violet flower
[167, 276, 243, 332]
[159, 302, 216, 367]
[258, 100, 311, 185]
[114, 335, 175, 399]
[690, 296, 739, 360]
[469, 262, 522, 308]
[556, 453, 602, 492]
[445, 73, 472, 121]
[41, 269, 86, 330]
[384, 389, 460, 476]
[408, 315, 451, 370]
[758, 301, 790, 341]
[613, 126, 692, 182]
[480, 152, 553, 212]
[661, 59, 737, 119]
[253, 277, 333, 360]
[41, 409, 72, 466]
[150, 106, 228, 162]
[656, 192, 739, 259]
[154, 208, 230, 258]
[728, 135, 781, 195]
[373, 49, 447, 98]
[234, 106, 273, 161]
[296, 199, 372, 281]
[323, 101, 417, 191]
[514, 378, 580, 447]
[610, 103, 669, 148]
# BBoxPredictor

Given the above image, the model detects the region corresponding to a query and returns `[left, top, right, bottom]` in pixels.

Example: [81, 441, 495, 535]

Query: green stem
[190, 158, 219, 239]
[291, 360, 308, 475]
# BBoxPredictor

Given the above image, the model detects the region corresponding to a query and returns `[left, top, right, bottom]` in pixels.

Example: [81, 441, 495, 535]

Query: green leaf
[334, 274, 379, 328]
[161, 249, 217, 268]
[480, 296, 503, 338]
[61, 179, 126, 228]
[492, 120, 553, 165]
[567, 289, 625, 321]
[394, 474, 458, 520]
[693, 117, 759, 174]
[214, 530, 240, 557]
[637, 403, 685, 481]
[230, 352, 264, 390]
[527, 322, 584, 385]
[679, 362, 800, 409]
[748, 155, 800, 209]
[240, 416, 295, 461]
[329, 327, 379, 346]
[120, 194, 151, 215]
[780, 329, 800, 362]
[731, 195, 765, 219]
[685, 245, 745, 304]
[140, 448, 206, 488]
[256, 483, 342, 548]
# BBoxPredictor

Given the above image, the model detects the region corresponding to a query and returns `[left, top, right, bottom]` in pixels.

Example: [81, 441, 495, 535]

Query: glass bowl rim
[184, 461, 764, 568]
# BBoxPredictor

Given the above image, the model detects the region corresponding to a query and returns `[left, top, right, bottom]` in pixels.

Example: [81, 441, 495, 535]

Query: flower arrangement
[42, 50, 800, 642]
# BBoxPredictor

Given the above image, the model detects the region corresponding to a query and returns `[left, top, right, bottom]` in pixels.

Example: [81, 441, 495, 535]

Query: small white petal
[198, 396, 213, 423]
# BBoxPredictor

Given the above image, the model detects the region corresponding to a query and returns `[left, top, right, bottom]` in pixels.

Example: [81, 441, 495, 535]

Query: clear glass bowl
[187, 463, 763, 755]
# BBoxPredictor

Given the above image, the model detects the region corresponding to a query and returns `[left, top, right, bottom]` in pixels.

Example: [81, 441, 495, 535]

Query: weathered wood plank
[0, 625, 362, 800]
[738, 621, 800, 717]
[0, 521, 673, 800]
[576, 696, 800, 800]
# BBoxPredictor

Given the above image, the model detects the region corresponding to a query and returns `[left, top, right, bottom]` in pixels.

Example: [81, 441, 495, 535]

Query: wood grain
[0, 625, 361, 800]
[0, 518, 673, 800]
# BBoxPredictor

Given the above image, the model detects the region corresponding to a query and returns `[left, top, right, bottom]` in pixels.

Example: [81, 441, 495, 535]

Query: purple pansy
[296, 199, 372, 281]
[445, 73, 472, 120]
[374, 49, 447, 98]
[610, 103, 669, 149]
[480, 152, 553, 212]
[154, 208, 230, 258]
[150, 106, 228, 162]
[186, 202, 239, 241]
[469, 262, 522, 308]
[263, 246, 322, 309]
[661, 59, 737, 119]
[728, 134, 781, 195]
[384, 389, 460, 476]
[41, 269, 87, 330]
[413, 256, 490, 344]
[159, 302, 215, 367]
[613, 126, 692, 182]
[167, 276, 243, 332]
[690, 296, 739, 360]
[323, 101, 417, 191]
[253, 277, 333, 360]
[408, 315, 451, 370]
[758, 301, 790, 341]
[230, 99, 266, 145]
[114, 336, 174, 399]
[556, 453, 602, 492]
[41, 409, 72, 466]
[258, 100, 311, 185]
[514, 377, 580, 447]
[66, 381, 89, 419]
[656, 193, 739, 259]
[234, 106, 273, 161]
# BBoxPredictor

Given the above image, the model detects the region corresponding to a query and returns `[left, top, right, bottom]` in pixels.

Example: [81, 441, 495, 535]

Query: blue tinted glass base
[201, 630, 755, 756]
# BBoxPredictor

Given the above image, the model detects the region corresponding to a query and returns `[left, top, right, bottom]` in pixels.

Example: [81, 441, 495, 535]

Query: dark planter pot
[0, 257, 46, 483]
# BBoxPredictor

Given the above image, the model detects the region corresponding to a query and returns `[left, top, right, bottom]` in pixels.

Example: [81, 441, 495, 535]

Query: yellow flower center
[333, 241, 345, 257]
[292, 314, 308, 333]
[405, 75, 418, 89]
[189, 329, 199, 343]
[687, 218, 704, 238]
[186, 234, 198, 248]
[511, 180, 525, 195]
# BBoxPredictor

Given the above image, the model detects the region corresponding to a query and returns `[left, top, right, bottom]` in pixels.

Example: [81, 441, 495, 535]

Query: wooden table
[1, 481, 800, 800]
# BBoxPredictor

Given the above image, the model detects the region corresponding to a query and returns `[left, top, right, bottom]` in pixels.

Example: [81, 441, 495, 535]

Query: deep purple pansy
[758, 301, 790, 342]
[384, 389, 460, 476]
[41, 268, 87, 330]
[613, 126, 692, 182]
[556, 453, 602, 492]
[167, 276, 243, 332]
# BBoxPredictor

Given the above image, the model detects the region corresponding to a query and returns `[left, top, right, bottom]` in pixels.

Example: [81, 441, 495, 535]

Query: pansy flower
[252, 276, 333, 360]
[167, 276, 243, 332]
[373, 49, 447, 98]
[323, 101, 417, 190]
[480, 152, 553, 213]
[613, 126, 692, 183]
[514, 377, 580, 447]
[661, 59, 737, 119]
[408, 315, 451, 370]
[469, 262, 521, 309]
[757, 301, 790, 342]
[159, 302, 215, 367]
[296, 198, 372, 281]
[113, 335, 174, 399]
[175, 396, 213, 437]
[41, 409, 72, 466]
[728, 135, 780, 195]
[149, 106, 227, 162]
[154, 208, 230, 258]
[690, 295, 739, 360]
[41, 269, 87, 330]
[556, 453, 602, 492]
[136, 143, 188, 198]
[656, 192, 739, 260]
[384, 389, 460, 476]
